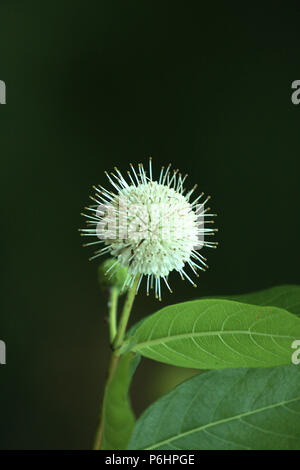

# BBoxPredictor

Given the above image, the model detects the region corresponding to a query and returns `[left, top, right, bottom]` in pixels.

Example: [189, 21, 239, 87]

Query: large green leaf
[123, 299, 300, 369]
[100, 352, 140, 450]
[225, 285, 300, 317]
[128, 365, 300, 450]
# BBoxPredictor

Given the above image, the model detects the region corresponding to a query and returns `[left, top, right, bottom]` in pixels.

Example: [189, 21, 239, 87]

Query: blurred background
[0, 1, 300, 449]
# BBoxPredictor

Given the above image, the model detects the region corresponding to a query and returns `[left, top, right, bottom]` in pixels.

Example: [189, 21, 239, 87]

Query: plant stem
[93, 276, 140, 450]
[109, 287, 119, 344]
[113, 276, 140, 350]
[93, 352, 119, 450]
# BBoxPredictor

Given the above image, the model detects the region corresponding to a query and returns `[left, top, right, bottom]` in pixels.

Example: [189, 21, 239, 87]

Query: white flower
[80, 159, 217, 299]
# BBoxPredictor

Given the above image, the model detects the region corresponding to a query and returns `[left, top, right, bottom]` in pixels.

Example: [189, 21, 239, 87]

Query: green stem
[93, 275, 140, 450]
[109, 287, 119, 344]
[113, 276, 140, 351]
[93, 352, 119, 450]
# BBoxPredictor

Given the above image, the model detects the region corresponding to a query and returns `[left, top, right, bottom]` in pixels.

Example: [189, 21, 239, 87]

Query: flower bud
[98, 258, 128, 294]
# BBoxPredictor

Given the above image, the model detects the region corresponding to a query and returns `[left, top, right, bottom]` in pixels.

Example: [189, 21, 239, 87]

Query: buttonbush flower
[80, 159, 217, 299]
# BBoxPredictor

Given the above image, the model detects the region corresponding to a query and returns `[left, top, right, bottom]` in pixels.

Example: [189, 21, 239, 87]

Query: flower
[80, 159, 217, 299]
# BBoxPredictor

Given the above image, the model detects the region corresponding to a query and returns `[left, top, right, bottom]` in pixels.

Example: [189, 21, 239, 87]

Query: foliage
[98, 285, 300, 450]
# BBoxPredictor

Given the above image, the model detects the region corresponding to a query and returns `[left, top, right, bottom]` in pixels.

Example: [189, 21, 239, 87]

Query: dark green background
[0, 1, 299, 449]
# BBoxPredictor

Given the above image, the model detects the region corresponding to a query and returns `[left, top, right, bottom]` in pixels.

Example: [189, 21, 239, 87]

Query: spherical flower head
[80, 159, 217, 299]
[108, 182, 198, 278]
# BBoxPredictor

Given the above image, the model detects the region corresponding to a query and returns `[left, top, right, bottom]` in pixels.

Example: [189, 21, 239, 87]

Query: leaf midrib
[131, 329, 295, 352]
[142, 395, 300, 450]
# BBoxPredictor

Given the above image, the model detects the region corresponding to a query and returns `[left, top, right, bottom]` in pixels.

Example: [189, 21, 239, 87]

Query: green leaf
[100, 352, 140, 450]
[225, 285, 300, 317]
[128, 365, 300, 450]
[123, 299, 300, 369]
